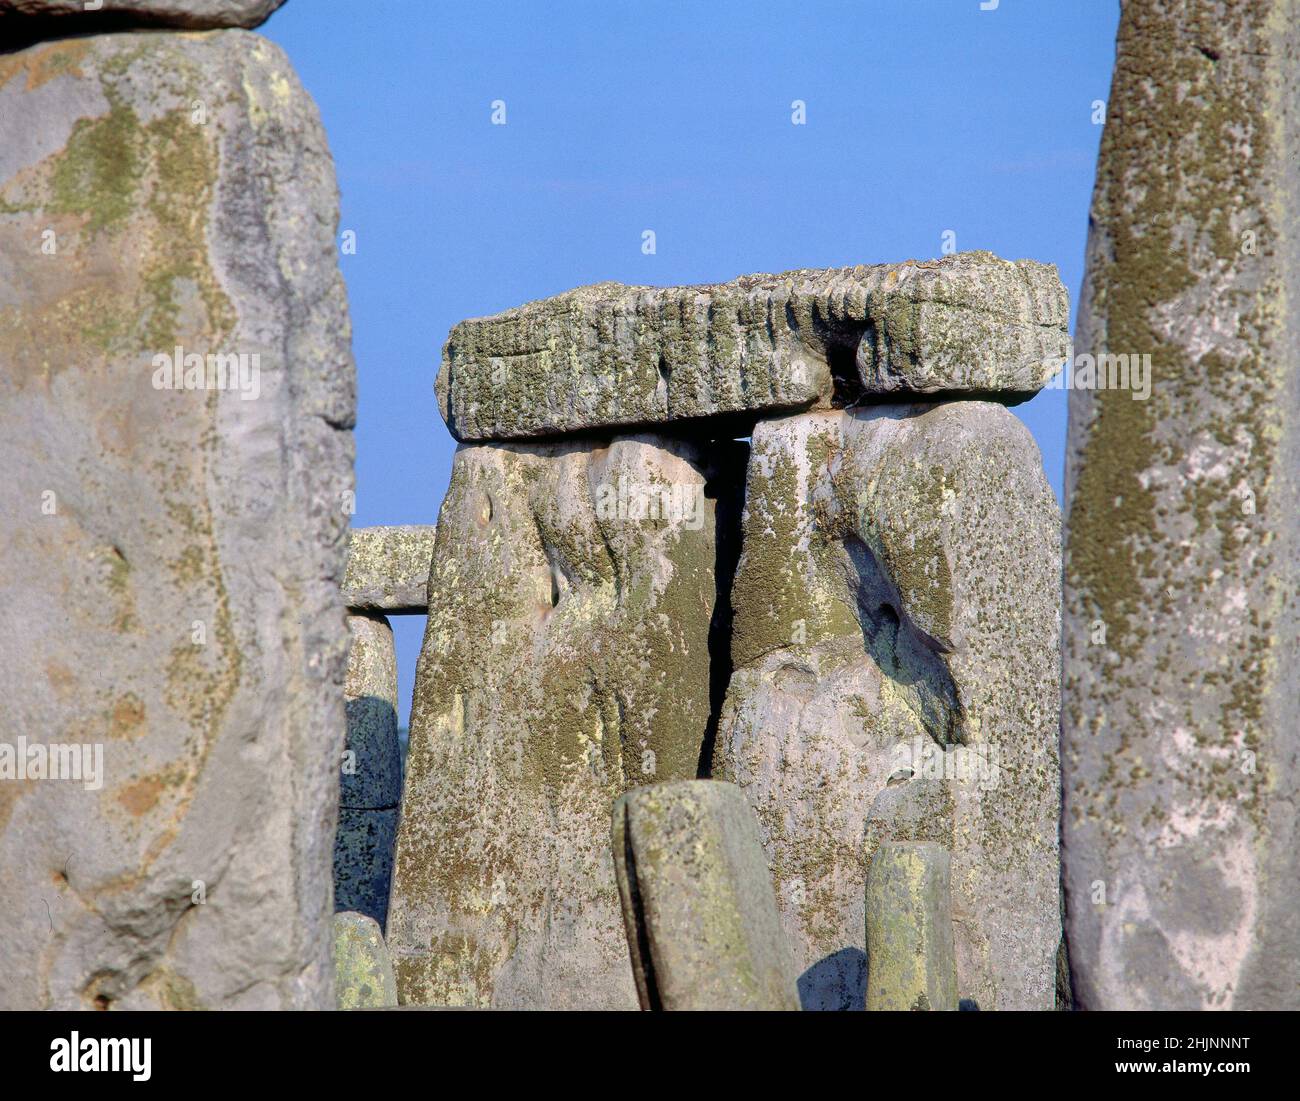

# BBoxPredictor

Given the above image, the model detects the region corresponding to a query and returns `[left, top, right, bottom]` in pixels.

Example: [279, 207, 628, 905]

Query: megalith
[335, 613, 402, 930]
[0, 30, 355, 1009]
[612, 780, 800, 1011]
[865, 841, 958, 1012]
[387, 434, 740, 1008]
[1062, 0, 1300, 1010]
[713, 402, 1061, 1010]
[437, 252, 1069, 442]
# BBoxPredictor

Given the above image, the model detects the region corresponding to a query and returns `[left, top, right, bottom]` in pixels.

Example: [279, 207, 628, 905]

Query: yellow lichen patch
[0, 39, 91, 93]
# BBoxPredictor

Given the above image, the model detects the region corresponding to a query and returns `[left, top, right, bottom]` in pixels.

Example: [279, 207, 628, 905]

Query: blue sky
[262, 0, 1121, 723]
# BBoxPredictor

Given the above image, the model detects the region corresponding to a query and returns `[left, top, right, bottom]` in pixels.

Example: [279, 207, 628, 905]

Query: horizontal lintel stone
[342, 525, 437, 614]
[436, 250, 1069, 442]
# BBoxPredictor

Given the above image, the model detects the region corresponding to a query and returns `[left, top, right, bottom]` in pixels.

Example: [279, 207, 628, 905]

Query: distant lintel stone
[0, 1, 286, 36]
[342, 525, 436, 614]
[436, 251, 1069, 442]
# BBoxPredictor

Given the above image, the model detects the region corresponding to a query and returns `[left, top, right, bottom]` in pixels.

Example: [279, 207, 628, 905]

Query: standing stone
[343, 525, 438, 614]
[865, 841, 958, 1011]
[0, 31, 355, 1009]
[612, 780, 800, 1011]
[1062, 0, 1300, 1010]
[333, 911, 398, 1010]
[714, 402, 1061, 1010]
[388, 434, 735, 1008]
[335, 613, 402, 930]
[437, 253, 1070, 442]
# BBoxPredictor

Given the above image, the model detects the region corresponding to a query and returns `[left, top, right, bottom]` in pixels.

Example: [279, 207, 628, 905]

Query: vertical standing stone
[333, 911, 398, 1010]
[0, 31, 355, 1009]
[714, 402, 1061, 1010]
[388, 434, 732, 1008]
[612, 780, 800, 1011]
[335, 613, 402, 930]
[865, 841, 958, 1011]
[1062, 0, 1300, 1010]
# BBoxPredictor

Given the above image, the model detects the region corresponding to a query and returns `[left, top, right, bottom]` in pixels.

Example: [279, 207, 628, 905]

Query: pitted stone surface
[437, 252, 1069, 441]
[714, 403, 1061, 1011]
[1062, 0, 1300, 1011]
[342, 525, 437, 613]
[0, 31, 355, 1010]
[388, 434, 736, 1009]
[613, 780, 800, 1011]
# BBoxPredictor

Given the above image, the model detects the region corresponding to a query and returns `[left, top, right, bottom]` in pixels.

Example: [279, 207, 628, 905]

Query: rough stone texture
[865, 841, 958, 1011]
[342, 524, 437, 614]
[333, 911, 398, 1010]
[437, 252, 1069, 442]
[388, 434, 738, 1008]
[713, 403, 1061, 1011]
[335, 614, 401, 929]
[0, 1, 285, 43]
[612, 780, 800, 1011]
[1062, 0, 1300, 1011]
[0, 31, 355, 1009]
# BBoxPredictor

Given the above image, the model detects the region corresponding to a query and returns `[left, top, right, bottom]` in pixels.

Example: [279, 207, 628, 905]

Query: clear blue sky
[262, 0, 1121, 723]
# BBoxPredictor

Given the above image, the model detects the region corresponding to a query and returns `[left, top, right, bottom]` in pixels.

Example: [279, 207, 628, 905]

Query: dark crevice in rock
[697, 440, 748, 778]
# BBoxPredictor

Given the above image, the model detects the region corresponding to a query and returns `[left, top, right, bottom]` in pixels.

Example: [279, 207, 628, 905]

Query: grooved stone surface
[388, 434, 740, 1009]
[437, 252, 1069, 442]
[0, 31, 355, 1010]
[1062, 0, 1300, 1011]
[613, 780, 800, 1011]
[713, 403, 1061, 1011]
[342, 525, 437, 613]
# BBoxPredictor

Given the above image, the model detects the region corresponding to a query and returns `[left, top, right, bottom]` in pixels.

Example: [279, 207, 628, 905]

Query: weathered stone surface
[713, 402, 1061, 1011]
[340, 614, 401, 811]
[388, 434, 739, 1008]
[612, 780, 800, 1011]
[1062, 0, 1300, 1011]
[334, 614, 401, 930]
[0, 31, 355, 1009]
[334, 808, 397, 934]
[342, 525, 437, 614]
[0, 1, 284, 39]
[437, 252, 1069, 442]
[334, 911, 398, 1010]
[865, 841, 958, 1011]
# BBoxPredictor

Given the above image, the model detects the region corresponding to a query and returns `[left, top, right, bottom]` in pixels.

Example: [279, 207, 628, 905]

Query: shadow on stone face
[797, 947, 867, 1011]
[844, 536, 964, 749]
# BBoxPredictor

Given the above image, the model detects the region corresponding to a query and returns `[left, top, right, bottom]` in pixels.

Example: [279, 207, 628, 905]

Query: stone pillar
[713, 402, 1062, 1010]
[387, 435, 729, 1009]
[865, 841, 958, 1011]
[0, 28, 354, 1009]
[1062, 0, 1300, 1010]
[612, 780, 799, 1011]
[333, 911, 398, 1010]
[335, 613, 402, 930]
